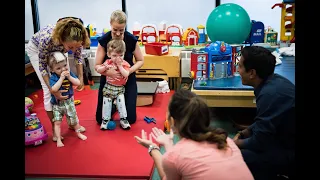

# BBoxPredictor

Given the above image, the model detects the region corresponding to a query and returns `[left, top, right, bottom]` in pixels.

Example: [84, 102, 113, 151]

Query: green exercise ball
[206, 3, 251, 44]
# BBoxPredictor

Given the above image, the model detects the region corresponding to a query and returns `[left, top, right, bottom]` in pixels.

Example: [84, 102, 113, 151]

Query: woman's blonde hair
[107, 39, 126, 54]
[52, 18, 91, 48]
[110, 10, 127, 24]
[168, 90, 229, 150]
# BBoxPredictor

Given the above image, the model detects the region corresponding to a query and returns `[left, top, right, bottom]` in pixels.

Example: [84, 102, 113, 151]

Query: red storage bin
[145, 43, 169, 56]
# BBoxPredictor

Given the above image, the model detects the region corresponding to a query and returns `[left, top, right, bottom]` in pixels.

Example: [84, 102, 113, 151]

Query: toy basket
[145, 43, 169, 56]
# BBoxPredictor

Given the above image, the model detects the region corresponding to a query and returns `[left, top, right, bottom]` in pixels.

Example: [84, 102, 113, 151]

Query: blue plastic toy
[101, 120, 116, 130]
[202, 41, 233, 79]
[144, 116, 156, 124]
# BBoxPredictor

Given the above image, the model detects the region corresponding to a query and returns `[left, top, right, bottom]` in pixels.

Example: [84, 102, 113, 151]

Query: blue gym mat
[193, 56, 295, 90]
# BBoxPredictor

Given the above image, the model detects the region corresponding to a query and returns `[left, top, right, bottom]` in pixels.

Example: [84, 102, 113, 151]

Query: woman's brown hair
[168, 90, 228, 149]
[52, 18, 91, 48]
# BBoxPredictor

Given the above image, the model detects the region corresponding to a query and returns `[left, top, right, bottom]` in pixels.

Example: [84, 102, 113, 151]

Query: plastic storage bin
[145, 43, 169, 56]
[90, 35, 100, 47]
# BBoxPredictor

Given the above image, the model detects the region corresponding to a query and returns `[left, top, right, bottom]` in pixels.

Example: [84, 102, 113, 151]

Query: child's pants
[102, 83, 127, 120]
[52, 98, 79, 126]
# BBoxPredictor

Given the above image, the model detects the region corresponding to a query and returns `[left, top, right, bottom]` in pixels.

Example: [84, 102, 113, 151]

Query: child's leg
[72, 123, 87, 140]
[66, 115, 87, 140]
[116, 93, 130, 130]
[52, 105, 64, 142]
[65, 99, 87, 140]
[67, 97, 86, 132]
[101, 96, 114, 130]
[54, 121, 64, 147]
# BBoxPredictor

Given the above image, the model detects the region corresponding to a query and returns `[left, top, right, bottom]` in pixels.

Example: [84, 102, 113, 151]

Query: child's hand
[64, 71, 70, 78]
[60, 71, 66, 79]
[60, 71, 69, 79]
[115, 57, 123, 66]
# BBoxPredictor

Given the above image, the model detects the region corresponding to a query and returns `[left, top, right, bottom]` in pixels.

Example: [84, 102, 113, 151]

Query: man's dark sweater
[242, 73, 295, 156]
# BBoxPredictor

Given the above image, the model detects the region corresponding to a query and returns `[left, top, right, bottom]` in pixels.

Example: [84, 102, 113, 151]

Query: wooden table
[25, 63, 35, 76]
[134, 47, 182, 90]
[191, 57, 295, 108]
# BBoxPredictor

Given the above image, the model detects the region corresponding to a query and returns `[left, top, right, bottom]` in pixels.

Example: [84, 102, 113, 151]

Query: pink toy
[25, 106, 48, 146]
[25, 104, 32, 116]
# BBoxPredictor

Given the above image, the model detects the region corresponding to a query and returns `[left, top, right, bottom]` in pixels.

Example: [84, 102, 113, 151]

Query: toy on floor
[25, 97, 34, 111]
[144, 116, 156, 124]
[25, 105, 48, 146]
[74, 100, 81, 105]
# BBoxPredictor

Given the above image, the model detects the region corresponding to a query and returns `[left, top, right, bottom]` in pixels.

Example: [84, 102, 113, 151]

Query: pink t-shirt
[103, 59, 131, 86]
[161, 137, 254, 180]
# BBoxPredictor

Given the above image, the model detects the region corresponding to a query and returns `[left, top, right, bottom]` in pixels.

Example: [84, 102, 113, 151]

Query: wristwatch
[148, 145, 160, 156]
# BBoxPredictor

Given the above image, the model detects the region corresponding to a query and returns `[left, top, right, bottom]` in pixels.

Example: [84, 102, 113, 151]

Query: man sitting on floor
[233, 46, 295, 180]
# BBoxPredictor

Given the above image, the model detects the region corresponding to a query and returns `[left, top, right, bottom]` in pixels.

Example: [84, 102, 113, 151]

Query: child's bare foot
[77, 133, 87, 140]
[52, 136, 64, 142]
[57, 140, 64, 147]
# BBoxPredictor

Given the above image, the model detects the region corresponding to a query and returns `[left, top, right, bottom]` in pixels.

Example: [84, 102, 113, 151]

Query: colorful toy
[102, 28, 109, 35]
[190, 49, 209, 80]
[144, 116, 156, 124]
[244, 20, 265, 45]
[140, 24, 158, 44]
[164, 119, 170, 133]
[264, 27, 278, 46]
[158, 21, 167, 43]
[203, 41, 233, 79]
[100, 121, 116, 130]
[182, 27, 199, 46]
[25, 112, 48, 146]
[132, 21, 142, 44]
[25, 104, 33, 116]
[197, 25, 207, 44]
[25, 97, 34, 112]
[165, 24, 183, 46]
[272, 1, 295, 42]
[74, 100, 81, 105]
[206, 3, 251, 44]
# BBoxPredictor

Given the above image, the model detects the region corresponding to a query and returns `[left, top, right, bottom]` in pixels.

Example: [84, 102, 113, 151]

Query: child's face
[108, 51, 124, 62]
[52, 60, 68, 75]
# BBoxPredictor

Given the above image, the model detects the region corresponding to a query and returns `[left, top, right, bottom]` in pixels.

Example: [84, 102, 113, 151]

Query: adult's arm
[129, 42, 144, 74]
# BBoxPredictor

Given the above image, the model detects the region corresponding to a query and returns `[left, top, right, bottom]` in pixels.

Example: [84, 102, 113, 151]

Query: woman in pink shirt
[134, 90, 254, 180]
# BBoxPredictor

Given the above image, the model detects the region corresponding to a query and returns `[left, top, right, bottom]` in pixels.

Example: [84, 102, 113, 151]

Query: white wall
[221, 0, 282, 40]
[37, 0, 122, 33]
[30, 0, 282, 41]
[25, 0, 34, 41]
[126, 0, 216, 33]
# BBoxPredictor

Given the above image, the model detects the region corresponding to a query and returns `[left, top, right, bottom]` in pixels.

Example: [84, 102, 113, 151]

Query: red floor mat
[25, 89, 173, 179]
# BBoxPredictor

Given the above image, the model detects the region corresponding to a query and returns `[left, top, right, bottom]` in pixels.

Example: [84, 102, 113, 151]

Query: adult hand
[104, 67, 122, 79]
[151, 127, 174, 147]
[240, 128, 251, 139]
[134, 129, 157, 148]
[52, 90, 68, 100]
[233, 132, 241, 141]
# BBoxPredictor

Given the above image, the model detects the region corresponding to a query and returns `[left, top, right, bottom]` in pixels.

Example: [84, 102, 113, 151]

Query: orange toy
[164, 119, 171, 133]
[74, 100, 81, 105]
